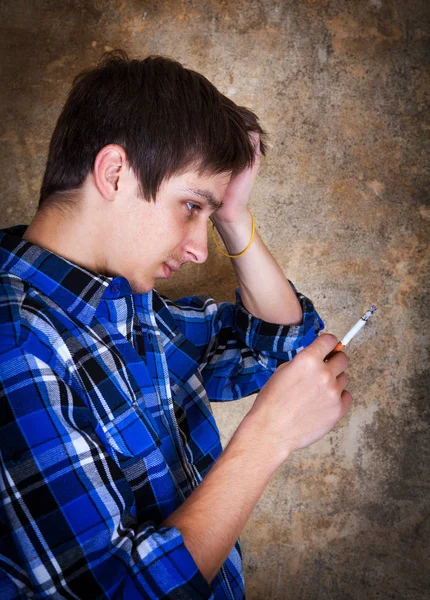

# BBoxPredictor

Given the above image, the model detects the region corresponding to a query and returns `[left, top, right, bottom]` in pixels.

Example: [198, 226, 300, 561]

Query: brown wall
[1, 1, 429, 598]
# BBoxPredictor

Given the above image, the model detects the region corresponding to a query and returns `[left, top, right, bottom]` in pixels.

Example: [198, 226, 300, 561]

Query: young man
[0, 52, 351, 599]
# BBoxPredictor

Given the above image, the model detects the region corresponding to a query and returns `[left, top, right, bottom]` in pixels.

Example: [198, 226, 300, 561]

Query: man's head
[39, 50, 265, 209]
[34, 51, 266, 292]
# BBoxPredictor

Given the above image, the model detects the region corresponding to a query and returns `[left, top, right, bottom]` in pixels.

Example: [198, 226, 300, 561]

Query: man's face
[115, 169, 231, 293]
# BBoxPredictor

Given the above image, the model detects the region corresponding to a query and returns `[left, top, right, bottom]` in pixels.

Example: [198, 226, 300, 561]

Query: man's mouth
[163, 263, 180, 277]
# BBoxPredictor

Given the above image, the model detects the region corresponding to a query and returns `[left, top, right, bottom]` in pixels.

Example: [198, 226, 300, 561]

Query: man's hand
[207, 129, 303, 326]
[241, 334, 352, 466]
[211, 132, 261, 226]
[163, 334, 351, 583]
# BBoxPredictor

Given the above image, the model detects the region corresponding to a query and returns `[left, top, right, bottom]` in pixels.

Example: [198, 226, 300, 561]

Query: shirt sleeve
[168, 281, 324, 402]
[0, 348, 212, 599]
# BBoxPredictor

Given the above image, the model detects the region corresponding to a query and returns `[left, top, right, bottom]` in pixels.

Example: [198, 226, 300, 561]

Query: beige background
[1, 1, 429, 598]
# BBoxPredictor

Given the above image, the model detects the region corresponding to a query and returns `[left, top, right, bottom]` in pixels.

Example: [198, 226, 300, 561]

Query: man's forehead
[173, 170, 231, 207]
[179, 186, 222, 210]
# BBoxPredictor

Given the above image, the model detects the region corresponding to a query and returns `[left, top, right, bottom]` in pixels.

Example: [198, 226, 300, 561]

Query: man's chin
[127, 275, 154, 295]
[131, 264, 177, 293]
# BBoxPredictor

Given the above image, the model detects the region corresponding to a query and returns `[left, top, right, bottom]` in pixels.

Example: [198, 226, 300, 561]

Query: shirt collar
[0, 224, 137, 327]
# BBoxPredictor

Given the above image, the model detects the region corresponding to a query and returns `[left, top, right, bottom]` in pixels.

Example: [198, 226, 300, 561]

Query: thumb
[305, 333, 339, 360]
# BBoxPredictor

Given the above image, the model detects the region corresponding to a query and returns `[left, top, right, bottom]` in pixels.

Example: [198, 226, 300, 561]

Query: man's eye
[186, 202, 200, 213]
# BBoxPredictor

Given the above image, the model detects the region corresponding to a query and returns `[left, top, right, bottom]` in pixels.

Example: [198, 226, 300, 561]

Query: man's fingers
[340, 390, 353, 416]
[327, 351, 349, 377]
[337, 372, 349, 392]
[249, 131, 261, 153]
[307, 333, 339, 359]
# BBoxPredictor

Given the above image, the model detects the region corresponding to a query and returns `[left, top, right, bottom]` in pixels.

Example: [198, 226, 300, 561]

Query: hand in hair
[211, 132, 262, 227]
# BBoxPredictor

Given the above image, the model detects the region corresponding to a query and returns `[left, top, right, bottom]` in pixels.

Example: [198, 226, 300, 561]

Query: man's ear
[93, 144, 128, 200]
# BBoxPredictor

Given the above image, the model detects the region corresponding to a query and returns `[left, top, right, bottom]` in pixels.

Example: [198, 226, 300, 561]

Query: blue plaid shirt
[0, 225, 324, 599]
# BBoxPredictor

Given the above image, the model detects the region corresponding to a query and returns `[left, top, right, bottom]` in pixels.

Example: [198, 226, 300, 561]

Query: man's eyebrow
[180, 187, 224, 211]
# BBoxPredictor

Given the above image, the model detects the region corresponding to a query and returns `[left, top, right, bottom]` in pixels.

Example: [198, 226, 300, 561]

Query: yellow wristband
[211, 212, 255, 259]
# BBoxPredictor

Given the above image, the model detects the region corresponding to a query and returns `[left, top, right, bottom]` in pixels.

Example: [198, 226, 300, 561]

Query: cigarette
[324, 305, 377, 361]
[332, 305, 377, 352]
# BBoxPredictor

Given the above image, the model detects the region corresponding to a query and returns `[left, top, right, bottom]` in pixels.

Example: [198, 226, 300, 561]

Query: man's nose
[184, 221, 209, 264]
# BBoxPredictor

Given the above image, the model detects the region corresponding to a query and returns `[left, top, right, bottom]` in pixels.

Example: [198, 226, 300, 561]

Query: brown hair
[39, 50, 266, 207]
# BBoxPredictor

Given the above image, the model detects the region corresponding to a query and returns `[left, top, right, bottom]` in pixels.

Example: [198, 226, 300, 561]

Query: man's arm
[213, 215, 303, 325]
[165, 136, 345, 581]
[164, 334, 351, 581]
[211, 134, 303, 326]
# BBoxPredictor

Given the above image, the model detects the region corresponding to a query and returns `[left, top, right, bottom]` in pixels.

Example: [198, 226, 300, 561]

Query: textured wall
[1, 1, 429, 598]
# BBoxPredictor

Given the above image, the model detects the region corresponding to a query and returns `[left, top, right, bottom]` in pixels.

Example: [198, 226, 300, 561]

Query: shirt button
[110, 283, 121, 294]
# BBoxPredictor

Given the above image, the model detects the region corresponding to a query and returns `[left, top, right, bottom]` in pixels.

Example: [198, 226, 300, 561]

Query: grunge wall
[1, 1, 428, 598]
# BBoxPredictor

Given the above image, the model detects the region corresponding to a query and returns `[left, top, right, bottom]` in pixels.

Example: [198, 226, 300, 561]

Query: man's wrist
[229, 410, 290, 475]
[211, 210, 254, 256]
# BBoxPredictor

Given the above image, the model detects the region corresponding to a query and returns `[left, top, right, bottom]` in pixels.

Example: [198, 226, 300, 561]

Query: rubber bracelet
[211, 212, 255, 259]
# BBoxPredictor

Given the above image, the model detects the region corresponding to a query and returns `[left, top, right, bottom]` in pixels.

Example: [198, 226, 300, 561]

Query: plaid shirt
[0, 225, 324, 599]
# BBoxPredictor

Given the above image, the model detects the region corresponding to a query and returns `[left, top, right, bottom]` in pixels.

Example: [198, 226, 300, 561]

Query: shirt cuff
[234, 281, 325, 357]
[131, 524, 213, 598]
